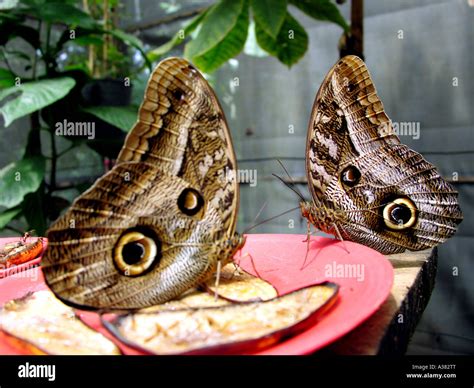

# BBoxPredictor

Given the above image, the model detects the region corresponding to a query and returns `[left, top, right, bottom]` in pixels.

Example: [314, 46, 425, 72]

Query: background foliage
[0, 0, 347, 235]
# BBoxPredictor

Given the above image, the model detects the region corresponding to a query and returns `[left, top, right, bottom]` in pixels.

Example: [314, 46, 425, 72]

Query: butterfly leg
[246, 251, 262, 279]
[302, 219, 311, 243]
[231, 250, 248, 278]
[232, 250, 262, 279]
[332, 223, 350, 254]
[214, 259, 222, 300]
[300, 221, 313, 270]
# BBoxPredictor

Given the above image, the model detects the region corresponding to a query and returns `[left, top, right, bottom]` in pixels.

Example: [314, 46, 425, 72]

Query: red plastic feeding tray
[0, 234, 393, 355]
[0, 237, 47, 279]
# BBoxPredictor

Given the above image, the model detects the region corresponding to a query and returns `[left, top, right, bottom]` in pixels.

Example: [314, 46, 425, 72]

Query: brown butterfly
[42, 58, 244, 310]
[300, 55, 462, 254]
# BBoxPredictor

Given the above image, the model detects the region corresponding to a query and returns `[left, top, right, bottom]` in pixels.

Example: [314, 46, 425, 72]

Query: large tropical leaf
[0, 156, 46, 209]
[255, 12, 308, 67]
[0, 68, 15, 89]
[289, 0, 349, 32]
[0, 206, 21, 229]
[82, 106, 138, 132]
[185, 0, 244, 59]
[192, 3, 249, 73]
[147, 10, 208, 62]
[0, 77, 75, 127]
[24, 2, 97, 29]
[0, 0, 18, 11]
[250, 0, 287, 38]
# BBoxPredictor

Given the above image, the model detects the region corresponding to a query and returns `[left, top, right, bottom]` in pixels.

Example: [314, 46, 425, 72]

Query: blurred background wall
[1, 0, 472, 354]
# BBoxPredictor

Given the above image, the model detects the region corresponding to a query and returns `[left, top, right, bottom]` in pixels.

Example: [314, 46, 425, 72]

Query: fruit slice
[204, 263, 278, 302]
[105, 282, 339, 355]
[0, 290, 121, 355]
[140, 264, 277, 313]
[138, 288, 230, 313]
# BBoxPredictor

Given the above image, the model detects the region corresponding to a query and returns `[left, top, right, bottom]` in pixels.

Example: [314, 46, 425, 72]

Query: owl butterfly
[301, 55, 462, 254]
[42, 58, 244, 310]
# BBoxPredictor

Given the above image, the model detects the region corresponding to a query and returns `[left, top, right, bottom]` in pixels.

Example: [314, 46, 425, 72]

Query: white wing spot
[214, 148, 224, 161]
[316, 132, 338, 159]
[198, 154, 214, 178]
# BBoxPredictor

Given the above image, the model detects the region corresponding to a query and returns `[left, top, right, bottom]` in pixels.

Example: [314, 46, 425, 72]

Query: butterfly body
[303, 55, 462, 254]
[42, 58, 242, 310]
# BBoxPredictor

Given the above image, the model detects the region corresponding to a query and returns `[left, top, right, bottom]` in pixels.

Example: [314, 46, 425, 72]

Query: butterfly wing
[42, 58, 240, 310]
[306, 55, 462, 254]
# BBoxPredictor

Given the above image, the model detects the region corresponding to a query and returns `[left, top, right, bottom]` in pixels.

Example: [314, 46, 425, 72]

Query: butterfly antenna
[272, 173, 306, 202]
[243, 206, 300, 234]
[276, 159, 307, 200]
[252, 201, 268, 226]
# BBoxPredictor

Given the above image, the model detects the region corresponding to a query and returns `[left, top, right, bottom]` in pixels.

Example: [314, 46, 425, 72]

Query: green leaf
[0, 68, 15, 88]
[0, 22, 40, 48]
[251, 0, 287, 38]
[255, 12, 308, 66]
[193, 3, 249, 73]
[71, 35, 104, 46]
[82, 106, 138, 132]
[185, 0, 245, 59]
[0, 0, 18, 11]
[147, 10, 208, 62]
[289, 0, 349, 32]
[0, 206, 21, 230]
[108, 28, 151, 71]
[25, 2, 97, 29]
[21, 186, 46, 236]
[0, 156, 46, 209]
[0, 77, 76, 127]
[130, 76, 148, 106]
[109, 29, 144, 51]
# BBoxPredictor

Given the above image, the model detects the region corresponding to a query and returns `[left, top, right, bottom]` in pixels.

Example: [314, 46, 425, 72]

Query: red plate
[0, 237, 47, 279]
[0, 234, 393, 355]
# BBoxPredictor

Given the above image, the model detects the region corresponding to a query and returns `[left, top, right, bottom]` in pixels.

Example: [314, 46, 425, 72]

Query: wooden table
[323, 248, 437, 355]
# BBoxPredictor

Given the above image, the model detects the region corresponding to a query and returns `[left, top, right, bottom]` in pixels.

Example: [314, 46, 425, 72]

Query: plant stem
[32, 20, 42, 80]
[83, 0, 95, 75]
[103, 0, 109, 77]
[45, 22, 52, 76]
[26, 21, 42, 158]
[49, 126, 57, 194]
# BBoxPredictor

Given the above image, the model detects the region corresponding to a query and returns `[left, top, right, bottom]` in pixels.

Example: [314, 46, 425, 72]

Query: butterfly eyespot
[346, 82, 356, 92]
[340, 165, 361, 187]
[383, 198, 417, 230]
[114, 231, 160, 276]
[186, 64, 198, 74]
[178, 188, 204, 216]
[172, 89, 186, 102]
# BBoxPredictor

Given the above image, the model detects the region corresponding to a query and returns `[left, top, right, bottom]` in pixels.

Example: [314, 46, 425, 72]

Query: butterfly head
[225, 232, 246, 255]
